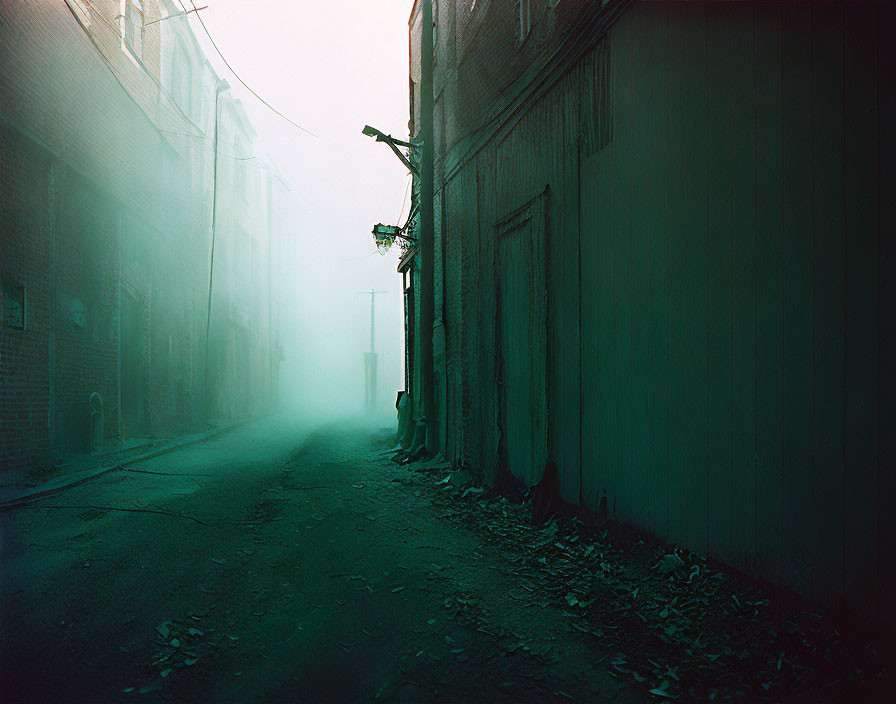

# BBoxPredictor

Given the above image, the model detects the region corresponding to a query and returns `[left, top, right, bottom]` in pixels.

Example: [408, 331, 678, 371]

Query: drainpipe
[420, 0, 436, 453]
[203, 78, 230, 418]
[266, 170, 274, 409]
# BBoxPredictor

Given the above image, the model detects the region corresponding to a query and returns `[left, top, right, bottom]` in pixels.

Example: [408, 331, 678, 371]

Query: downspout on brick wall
[420, 0, 436, 454]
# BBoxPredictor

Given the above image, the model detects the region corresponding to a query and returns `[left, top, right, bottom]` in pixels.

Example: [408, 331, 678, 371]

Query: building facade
[406, 0, 895, 627]
[0, 0, 284, 466]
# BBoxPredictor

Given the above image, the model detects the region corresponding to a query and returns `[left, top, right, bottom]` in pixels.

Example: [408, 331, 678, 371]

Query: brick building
[0, 0, 285, 467]
[403, 0, 895, 627]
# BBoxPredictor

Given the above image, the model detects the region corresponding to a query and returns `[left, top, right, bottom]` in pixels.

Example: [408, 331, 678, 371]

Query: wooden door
[496, 194, 548, 486]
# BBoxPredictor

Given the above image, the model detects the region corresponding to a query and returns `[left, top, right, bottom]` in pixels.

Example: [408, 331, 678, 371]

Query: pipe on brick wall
[420, 0, 436, 453]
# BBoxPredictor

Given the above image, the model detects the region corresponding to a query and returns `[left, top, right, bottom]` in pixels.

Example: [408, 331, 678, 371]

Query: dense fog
[199, 0, 410, 428]
[4, 3, 894, 703]
[0, 0, 410, 458]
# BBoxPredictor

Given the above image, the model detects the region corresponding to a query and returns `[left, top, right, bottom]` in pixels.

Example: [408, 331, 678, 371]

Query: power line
[145, 4, 207, 26]
[63, 2, 265, 175]
[396, 173, 412, 225]
[157, 128, 215, 142]
[157, 135, 345, 221]
[178, 0, 322, 140]
[63, 0, 192, 144]
[78, 0, 205, 136]
[157, 128, 252, 154]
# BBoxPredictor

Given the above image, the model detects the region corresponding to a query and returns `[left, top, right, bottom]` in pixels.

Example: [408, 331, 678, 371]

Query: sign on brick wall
[3, 279, 26, 329]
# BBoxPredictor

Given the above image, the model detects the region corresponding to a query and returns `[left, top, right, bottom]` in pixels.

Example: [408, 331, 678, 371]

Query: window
[3, 279, 25, 329]
[519, 0, 531, 41]
[120, 0, 144, 58]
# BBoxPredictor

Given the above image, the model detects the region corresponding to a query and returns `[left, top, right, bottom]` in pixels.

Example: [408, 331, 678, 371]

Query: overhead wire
[59, 10, 254, 169]
[156, 128, 256, 158]
[65, 0, 351, 235]
[66, 0, 287, 178]
[63, 6, 267, 179]
[395, 173, 412, 226]
[178, 0, 322, 140]
[62, 0, 186, 142]
[77, 0, 205, 136]
[156, 128, 215, 142]
[159, 128, 348, 217]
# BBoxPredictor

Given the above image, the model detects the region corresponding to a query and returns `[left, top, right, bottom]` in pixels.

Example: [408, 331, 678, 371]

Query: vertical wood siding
[576, 1, 891, 619]
[877, 0, 896, 627]
[439, 0, 893, 623]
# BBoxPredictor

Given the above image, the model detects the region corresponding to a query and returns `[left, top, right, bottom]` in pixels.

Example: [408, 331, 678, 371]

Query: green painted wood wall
[437, 1, 893, 623]
[575, 1, 894, 619]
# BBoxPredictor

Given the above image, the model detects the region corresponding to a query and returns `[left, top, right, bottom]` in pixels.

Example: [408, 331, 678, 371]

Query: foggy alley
[1, 416, 650, 703]
[1, 416, 891, 703]
[3, 0, 896, 702]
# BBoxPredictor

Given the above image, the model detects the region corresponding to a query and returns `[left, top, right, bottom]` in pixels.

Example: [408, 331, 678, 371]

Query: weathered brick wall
[0, 130, 54, 465]
[0, 0, 221, 466]
[412, 0, 596, 181]
[0, 0, 204, 231]
[53, 169, 121, 452]
[79, 0, 166, 113]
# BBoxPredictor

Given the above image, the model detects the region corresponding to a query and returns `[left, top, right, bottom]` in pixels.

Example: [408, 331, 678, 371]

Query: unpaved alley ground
[1, 416, 891, 703]
[1, 416, 645, 703]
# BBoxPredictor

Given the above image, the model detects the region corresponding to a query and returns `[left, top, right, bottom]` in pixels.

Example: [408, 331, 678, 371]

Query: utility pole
[358, 289, 387, 411]
[420, 0, 436, 451]
[203, 78, 230, 419]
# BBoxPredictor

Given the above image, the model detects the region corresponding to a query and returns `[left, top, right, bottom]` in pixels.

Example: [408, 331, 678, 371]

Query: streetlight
[362, 125, 419, 177]
[362, 109, 434, 454]
[364, 129, 420, 254]
[372, 223, 416, 255]
[357, 289, 388, 410]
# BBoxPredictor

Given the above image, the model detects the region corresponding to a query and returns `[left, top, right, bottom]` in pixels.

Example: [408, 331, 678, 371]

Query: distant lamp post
[362, 125, 419, 177]
[372, 223, 415, 255]
[358, 289, 388, 411]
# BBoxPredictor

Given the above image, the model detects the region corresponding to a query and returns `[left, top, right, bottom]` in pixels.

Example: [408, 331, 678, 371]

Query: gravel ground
[2, 414, 890, 703]
[0, 414, 647, 704]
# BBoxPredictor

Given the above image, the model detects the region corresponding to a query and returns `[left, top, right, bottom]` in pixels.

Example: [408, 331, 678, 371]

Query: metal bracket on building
[362, 125, 420, 177]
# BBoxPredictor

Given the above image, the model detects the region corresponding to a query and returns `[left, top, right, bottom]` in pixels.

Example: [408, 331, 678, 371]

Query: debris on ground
[397, 453, 894, 703]
[658, 553, 684, 575]
[145, 617, 214, 688]
[448, 469, 473, 487]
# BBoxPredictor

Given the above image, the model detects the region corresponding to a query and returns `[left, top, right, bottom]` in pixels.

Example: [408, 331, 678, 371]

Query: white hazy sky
[184, 0, 413, 416]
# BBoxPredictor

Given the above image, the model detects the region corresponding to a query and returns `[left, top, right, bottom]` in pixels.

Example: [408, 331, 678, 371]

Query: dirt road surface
[1, 415, 647, 703]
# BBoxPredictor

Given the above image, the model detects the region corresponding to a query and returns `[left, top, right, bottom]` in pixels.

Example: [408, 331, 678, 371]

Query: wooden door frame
[494, 188, 549, 484]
